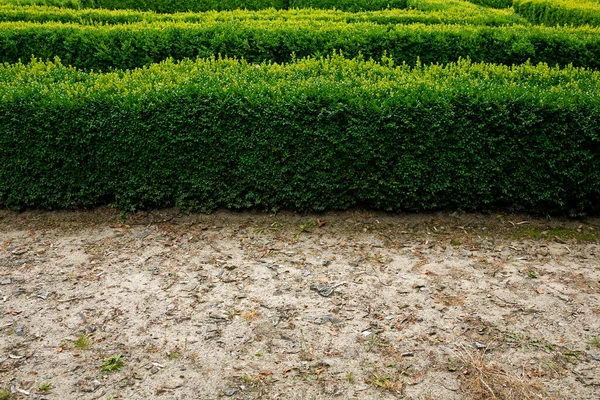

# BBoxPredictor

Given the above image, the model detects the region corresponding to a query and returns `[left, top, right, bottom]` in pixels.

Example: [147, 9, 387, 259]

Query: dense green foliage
[289, 0, 407, 12]
[0, 0, 521, 13]
[1, 0, 410, 12]
[1, 57, 599, 214]
[4, 0, 287, 11]
[467, 0, 512, 9]
[1, 21, 599, 71]
[514, 0, 600, 27]
[3, 0, 80, 7]
[0, 0, 598, 215]
[84, 0, 286, 12]
[0, 3, 528, 26]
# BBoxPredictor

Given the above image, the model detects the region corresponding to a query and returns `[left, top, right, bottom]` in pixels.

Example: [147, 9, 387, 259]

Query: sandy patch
[0, 209, 599, 399]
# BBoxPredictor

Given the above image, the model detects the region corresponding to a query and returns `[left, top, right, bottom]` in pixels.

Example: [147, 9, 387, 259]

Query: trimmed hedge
[467, 0, 512, 8]
[82, 0, 287, 12]
[0, 0, 525, 13]
[1, 0, 80, 7]
[1, 21, 600, 71]
[1, 56, 599, 214]
[289, 0, 408, 12]
[514, 0, 600, 27]
[1, 0, 409, 11]
[0, 4, 528, 26]
[4, 0, 287, 11]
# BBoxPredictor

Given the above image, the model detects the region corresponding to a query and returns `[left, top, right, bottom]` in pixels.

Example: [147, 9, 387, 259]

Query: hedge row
[2, 21, 600, 71]
[514, 0, 600, 27]
[2, 0, 287, 11]
[0, 3, 527, 26]
[466, 0, 512, 9]
[1, 0, 81, 8]
[1, 56, 599, 214]
[2, 0, 408, 12]
[89, 0, 410, 13]
[290, 0, 408, 12]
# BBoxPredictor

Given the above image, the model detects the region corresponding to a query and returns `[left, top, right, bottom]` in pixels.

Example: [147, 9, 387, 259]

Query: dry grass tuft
[365, 372, 404, 394]
[242, 308, 260, 321]
[454, 345, 548, 400]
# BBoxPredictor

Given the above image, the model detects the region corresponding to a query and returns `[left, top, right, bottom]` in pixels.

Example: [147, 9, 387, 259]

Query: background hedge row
[0, 2, 527, 26]
[2, 0, 287, 11]
[1, 56, 599, 214]
[1, 0, 408, 12]
[514, 0, 600, 27]
[467, 0, 513, 9]
[1, 0, 81, 8]
[1, 21, 600, 71]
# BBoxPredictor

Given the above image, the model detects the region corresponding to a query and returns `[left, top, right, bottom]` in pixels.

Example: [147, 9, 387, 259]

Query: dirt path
[0, 209, 599, 399]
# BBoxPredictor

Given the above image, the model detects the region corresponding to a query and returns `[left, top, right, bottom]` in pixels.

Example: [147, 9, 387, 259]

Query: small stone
[164, 304, 175, 314]
[320, 314, 343, 324]
[473, 342, 487, 350]
[208, 312, 228, 322]
[310, 283, 345, 297]
[136, 232, 150, 239]
[204, 330, 220, 340]
[0, 278, 11, 285]
[223, 388, 237, 397]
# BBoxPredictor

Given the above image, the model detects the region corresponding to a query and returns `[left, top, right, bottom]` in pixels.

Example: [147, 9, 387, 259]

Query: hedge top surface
[3, 0, 288, 12]
[514, 0, 600, 27]
[2, 0, 407, 12]
[2, 55, 598, 108]
[3, 19, 600, 70]
[0, 3, 528, 26]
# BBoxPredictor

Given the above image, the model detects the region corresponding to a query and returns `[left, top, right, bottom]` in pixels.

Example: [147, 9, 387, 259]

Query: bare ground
[0, 209, 599, 399]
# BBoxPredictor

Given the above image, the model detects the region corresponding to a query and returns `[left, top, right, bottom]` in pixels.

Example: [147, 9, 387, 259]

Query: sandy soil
[0, 209, 599, 399]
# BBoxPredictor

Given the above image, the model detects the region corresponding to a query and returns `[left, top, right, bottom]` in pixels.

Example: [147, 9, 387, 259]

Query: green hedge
[83, 0, 287, 12]
[289, 0, 408, 12]
[0, 4, 528, 26]
[514, 0, 600, 27]
[4, 0, 287, 11]
[1, 0, 409, 11]
[0, 0, 525, 13]
[1, 56, 599, 214]
[1, 21, 600, 71]
[1, 0, 81, 7]
[467, 0, 512, 8]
